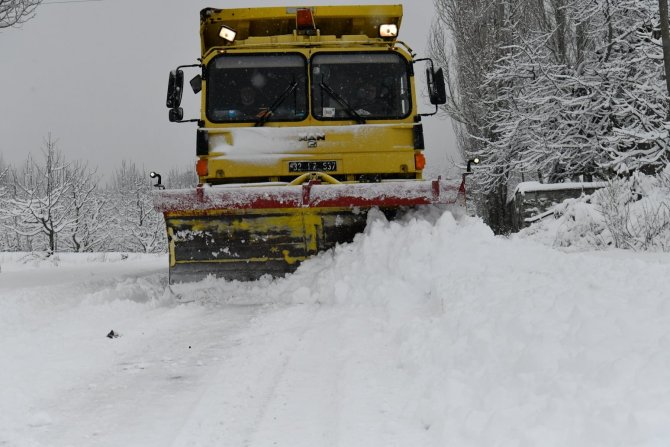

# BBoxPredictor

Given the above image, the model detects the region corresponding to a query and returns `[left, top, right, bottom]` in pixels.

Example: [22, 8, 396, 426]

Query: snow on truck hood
[207, 123, 416, 155]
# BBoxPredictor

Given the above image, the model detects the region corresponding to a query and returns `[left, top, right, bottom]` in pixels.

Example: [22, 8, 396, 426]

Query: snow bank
[171, 207, 670, 446]
[517, 170, 670, 252]
[295, 211, 670, 446]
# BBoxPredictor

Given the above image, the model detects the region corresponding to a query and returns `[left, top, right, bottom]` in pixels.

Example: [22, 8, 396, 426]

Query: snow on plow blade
[154, 178, 465, 283]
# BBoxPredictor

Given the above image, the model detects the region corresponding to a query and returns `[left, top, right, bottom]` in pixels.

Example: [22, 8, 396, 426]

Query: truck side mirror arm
[413, 58, 447, 116]
[166, 64, 203, 123]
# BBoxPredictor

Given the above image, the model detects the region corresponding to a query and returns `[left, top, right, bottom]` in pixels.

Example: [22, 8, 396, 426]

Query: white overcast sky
[0, 0, 458, 179]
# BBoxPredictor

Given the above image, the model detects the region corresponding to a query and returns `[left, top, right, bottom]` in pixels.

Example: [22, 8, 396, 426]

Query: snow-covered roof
[513, 181, 608, 196]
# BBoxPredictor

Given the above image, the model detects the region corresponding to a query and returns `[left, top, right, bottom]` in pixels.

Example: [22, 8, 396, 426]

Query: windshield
[207, 54, 308, 123]
[311, 52, 411, 120]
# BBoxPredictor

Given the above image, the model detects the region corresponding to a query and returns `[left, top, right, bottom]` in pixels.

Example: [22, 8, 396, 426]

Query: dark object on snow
[107, 330, 119, 339]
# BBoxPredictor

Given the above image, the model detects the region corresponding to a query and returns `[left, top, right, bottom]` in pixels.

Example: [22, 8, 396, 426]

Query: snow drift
[2, 209, 670, 446]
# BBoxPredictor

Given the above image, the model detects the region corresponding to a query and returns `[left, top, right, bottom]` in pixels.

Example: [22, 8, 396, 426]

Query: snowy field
[1, 209, 670, 446]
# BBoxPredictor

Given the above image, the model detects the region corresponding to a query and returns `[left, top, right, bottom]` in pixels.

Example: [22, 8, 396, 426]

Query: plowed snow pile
[1, 209, 669, 446]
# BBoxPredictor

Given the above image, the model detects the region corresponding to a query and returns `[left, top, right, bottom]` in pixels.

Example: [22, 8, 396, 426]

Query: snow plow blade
[154, 177, 465, 283]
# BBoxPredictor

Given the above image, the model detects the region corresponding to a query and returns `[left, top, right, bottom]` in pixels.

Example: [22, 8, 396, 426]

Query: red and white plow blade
[154, 178, 465, 213]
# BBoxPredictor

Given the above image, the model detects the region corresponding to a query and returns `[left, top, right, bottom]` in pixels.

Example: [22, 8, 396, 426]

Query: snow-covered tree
[659, 0, 670, 99]
[0, 145, 198, 253]
[480, 0, 667, 183]
[432, 0, 670, 230]
[62, 161, 107, 252]
[1, 136, 78, 253]
[0, 156, 7, 202]
[0, 159, 11, 250]
[430, 0, 517, 230]
[164, 165, 198, 189]
[108, 161, 165, 253]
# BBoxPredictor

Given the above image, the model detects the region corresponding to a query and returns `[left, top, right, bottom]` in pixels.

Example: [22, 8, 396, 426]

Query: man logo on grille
[298, 132, 326, 148]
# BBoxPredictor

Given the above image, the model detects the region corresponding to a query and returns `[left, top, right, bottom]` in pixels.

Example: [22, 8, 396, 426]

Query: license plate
[288, 161, 337, 172]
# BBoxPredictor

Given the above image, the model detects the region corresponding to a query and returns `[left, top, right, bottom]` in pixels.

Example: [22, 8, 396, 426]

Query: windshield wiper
[319, 82, 366, 124]
[254, 81, 298, 127]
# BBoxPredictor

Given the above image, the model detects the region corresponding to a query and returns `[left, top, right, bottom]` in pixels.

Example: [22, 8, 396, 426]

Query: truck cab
[167, 5, 446, 186]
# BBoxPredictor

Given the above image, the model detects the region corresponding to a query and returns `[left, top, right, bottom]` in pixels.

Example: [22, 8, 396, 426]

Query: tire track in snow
[241, 304, 325, 447]
[170, 303, 328, 447]
[243, 306, 346, 447]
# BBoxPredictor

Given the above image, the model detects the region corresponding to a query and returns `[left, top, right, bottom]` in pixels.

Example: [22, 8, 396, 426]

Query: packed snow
[1, 208, 670, 446]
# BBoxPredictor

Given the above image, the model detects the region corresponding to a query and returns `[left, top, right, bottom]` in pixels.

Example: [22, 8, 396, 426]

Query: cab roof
[200, 5, 403, 56]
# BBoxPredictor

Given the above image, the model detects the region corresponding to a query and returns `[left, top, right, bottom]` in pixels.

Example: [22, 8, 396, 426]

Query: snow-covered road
[2, 210, 670, 446]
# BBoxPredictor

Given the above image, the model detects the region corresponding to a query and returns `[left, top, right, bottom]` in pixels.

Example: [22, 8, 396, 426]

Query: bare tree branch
[0, 0, 43, 29]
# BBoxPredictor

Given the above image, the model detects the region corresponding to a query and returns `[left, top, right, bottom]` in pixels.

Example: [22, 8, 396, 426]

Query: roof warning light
[296, 8, 316, 35]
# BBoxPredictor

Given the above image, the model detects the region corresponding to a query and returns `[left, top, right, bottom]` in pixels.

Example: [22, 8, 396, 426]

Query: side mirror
[169, 107, 184, 122]
[427, 67, 447, 105]
[190, 74, 202, 94]
[166, 69, 184, 108]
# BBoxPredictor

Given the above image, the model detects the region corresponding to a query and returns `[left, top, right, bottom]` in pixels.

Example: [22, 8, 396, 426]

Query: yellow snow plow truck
[154, 5, 466, 283]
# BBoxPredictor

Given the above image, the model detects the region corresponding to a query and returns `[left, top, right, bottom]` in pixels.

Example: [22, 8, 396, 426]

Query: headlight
[379, 24, 398, 38]
[219, 26, 237, 42]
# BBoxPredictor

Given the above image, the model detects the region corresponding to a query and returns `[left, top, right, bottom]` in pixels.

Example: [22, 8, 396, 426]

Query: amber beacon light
[196, 159, 209, 176]
[415, 153, 426, 170]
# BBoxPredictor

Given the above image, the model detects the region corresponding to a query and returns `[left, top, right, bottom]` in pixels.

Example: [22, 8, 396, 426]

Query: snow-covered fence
[507, 181, 607, 232]
[518, 170, 670, 252]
